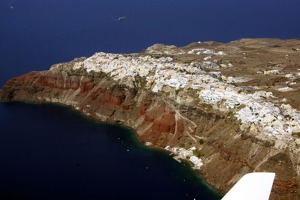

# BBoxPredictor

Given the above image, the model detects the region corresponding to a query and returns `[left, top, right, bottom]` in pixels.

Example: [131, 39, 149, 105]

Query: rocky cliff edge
[1, 38, 300, 199]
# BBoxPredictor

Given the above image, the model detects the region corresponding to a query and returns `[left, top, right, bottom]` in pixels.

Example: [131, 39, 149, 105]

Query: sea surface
[0, 103, 219, 200]
[0, 0, 300, 199]
[1, 0, 300, 86]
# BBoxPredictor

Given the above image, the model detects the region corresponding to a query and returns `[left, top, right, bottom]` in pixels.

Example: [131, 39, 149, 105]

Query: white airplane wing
[222, 172, 275, 200]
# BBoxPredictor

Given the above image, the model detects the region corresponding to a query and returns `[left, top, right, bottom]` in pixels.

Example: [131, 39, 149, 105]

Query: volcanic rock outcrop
[1, 38, 300, 199]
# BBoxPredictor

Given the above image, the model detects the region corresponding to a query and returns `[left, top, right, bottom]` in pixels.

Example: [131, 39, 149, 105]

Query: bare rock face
[1, 39, 300, 199]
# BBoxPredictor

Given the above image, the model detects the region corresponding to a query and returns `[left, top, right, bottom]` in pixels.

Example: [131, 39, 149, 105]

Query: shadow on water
[0, 102, 221, 200]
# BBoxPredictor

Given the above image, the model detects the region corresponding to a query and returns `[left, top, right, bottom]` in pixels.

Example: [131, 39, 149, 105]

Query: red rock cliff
[1, 62, 299, 200]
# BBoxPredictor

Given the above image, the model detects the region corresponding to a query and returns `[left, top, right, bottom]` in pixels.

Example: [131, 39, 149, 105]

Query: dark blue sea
[0, 103, 219, 200]
[0, 0, 300, 199]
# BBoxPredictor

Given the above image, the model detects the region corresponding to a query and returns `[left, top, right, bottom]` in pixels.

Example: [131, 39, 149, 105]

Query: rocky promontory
[1, 38, 300, 199]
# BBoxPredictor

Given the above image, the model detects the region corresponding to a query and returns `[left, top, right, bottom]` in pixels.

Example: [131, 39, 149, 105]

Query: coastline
[1, 39, 300, 199]
[0, 101, 222, 199]
[0, 99, 219, 191]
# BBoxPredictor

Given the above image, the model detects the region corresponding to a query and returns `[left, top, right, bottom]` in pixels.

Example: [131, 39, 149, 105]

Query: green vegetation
[271, 44, 281, 48]
[199, 103, 213, 111]
[292, 132, 300, 138]
[133, 75, 147, 89]
[199, 138, 204, 144]
[193, 150, 205, 157]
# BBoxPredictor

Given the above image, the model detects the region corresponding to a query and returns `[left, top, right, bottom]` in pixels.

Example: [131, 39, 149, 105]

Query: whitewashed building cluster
[73, 50, 300, 142]
[165, 146, 203, 169]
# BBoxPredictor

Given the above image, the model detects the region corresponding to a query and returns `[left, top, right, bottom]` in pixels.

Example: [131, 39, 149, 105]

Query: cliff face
[1, 39, 300, 199]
